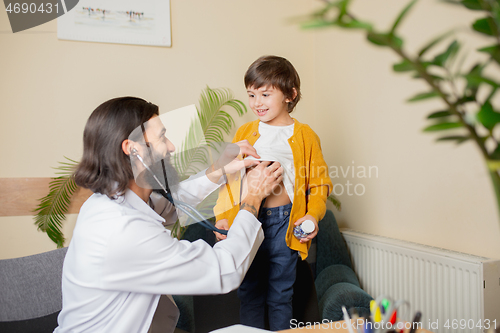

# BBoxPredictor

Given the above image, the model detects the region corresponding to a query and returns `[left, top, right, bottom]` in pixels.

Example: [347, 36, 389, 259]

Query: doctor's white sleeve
[150, 168, 221, 220]
[100, 210, 263, 295]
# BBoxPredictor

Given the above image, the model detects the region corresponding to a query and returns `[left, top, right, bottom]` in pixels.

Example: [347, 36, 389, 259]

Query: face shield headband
[128, 104, 244, 234]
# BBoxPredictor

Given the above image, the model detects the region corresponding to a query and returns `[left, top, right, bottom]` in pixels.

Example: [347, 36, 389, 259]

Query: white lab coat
[54, 171, 264, 333]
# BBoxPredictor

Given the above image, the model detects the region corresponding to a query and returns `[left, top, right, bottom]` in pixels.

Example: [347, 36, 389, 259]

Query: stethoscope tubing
[133, 150, 229, 235]
[171, 195, 228, 235]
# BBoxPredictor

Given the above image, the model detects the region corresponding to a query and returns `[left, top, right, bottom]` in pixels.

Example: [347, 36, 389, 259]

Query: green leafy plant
[33, 158, 79, 247]
[170, 87, 248, 238]
[299, 0, 500, 221]
[34, 87, 248, 246]
[173, 87, 247, 177]
[328, 194, 342, 212]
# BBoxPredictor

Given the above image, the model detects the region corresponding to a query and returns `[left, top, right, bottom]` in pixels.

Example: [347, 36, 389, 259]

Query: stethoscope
[130, 147, 228, 235]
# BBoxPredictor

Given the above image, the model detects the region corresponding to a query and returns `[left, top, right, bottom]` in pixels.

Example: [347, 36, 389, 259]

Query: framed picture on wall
[57, 0, 171, 47]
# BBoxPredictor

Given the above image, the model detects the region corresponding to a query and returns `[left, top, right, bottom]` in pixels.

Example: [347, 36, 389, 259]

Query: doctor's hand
[240, 161, 283, 218]
[206, 141, 261, 183]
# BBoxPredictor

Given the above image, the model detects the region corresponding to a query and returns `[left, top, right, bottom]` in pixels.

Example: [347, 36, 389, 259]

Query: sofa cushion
[0, 311, 59, 333]
[0, 247, 67, 322]
[316, 210, 353, 278]
[315, 264, 360, 301]
[318, 282, 372, 321]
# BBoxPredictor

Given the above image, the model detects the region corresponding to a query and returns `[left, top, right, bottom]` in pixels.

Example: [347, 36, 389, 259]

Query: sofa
[0, 247, 68, 333]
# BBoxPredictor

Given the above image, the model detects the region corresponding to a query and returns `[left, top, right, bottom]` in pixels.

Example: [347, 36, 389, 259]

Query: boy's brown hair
[244, 55, 301, 112]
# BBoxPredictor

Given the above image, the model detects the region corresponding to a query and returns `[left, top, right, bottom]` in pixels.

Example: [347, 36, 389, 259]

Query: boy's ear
[285, 88, 298, 103]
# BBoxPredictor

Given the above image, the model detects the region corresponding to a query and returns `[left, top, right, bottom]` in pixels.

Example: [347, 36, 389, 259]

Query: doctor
[54, 97, 283, 333]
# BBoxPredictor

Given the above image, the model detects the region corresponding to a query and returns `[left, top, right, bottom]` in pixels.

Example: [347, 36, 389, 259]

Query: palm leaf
[328, 194, 342, 211]
[33, 157, 79, 248]
[173, 86, 247, 178]
[168, 86, 248, 238]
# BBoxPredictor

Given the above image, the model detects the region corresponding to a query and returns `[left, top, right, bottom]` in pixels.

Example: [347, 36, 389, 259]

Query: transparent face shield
[128, 104, 243, 232]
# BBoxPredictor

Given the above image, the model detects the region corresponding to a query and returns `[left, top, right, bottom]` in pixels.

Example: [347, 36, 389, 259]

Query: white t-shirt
[247, 121, 295, 202]
[54, 170, 264, 333]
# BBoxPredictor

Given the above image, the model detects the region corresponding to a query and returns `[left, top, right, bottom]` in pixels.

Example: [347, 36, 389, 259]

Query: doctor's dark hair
[244, 55, 301, 112]
[74, 97, 159, 199]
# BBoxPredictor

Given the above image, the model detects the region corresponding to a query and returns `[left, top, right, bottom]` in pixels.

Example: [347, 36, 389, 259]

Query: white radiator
[341, 229, 500, 333]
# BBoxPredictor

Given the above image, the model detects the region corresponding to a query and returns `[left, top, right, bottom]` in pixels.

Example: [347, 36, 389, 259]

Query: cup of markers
[341, 296, 422, 333]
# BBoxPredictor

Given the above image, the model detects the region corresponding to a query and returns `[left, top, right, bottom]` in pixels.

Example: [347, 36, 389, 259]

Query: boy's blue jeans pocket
[259, 203, 293, 239]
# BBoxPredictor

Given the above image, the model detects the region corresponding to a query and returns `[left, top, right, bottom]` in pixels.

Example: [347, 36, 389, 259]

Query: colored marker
[342, 306, 356, 333]
[409, 311, 422, 333]
[381, 298, 390, 314]
[389, 310, 397, 325]
[374, 306, 382, 322]
[363, 315, 373, 333]
[370, 300, 377, 316]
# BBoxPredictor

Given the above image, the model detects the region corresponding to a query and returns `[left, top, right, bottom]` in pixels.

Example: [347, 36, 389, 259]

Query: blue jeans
[238, 203, 298, 331]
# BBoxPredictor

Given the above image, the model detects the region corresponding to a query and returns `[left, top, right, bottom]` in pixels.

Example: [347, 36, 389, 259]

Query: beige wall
[311, 0, 500, 259]
[1, 0, 499, 260]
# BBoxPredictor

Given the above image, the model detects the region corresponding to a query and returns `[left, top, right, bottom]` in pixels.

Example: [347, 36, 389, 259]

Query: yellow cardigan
[214, 119, 333, 260]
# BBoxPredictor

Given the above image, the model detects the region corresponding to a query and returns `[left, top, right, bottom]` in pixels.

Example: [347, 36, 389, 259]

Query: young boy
[213, 55, 332, 331]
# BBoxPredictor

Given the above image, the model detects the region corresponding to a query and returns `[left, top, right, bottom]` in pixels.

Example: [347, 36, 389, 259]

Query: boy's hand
[294, 215, 318, 243]
[214, 219, 229, 241]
